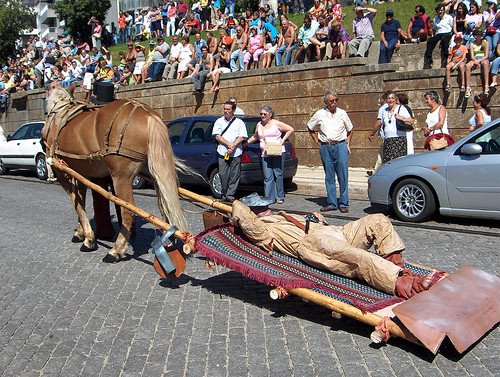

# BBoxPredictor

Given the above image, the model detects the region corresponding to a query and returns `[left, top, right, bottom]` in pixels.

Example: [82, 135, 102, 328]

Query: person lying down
[232, 193, 438, 299]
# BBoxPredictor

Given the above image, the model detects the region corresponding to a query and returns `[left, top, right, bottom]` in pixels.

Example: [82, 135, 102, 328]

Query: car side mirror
[6, 134, 11, 141]
[461, 143, 482, 155]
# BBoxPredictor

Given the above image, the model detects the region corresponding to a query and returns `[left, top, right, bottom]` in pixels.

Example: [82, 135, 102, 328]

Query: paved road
[0, 174, 499, 377]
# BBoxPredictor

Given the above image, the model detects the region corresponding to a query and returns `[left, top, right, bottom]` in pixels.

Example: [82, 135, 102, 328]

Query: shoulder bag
[261, 123, 282, 157]
[396, 106, 414, 132]
[215, 116, 236, 144]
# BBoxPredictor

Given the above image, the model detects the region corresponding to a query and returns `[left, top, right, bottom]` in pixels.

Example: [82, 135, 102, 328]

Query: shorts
[263, 43, 277, 54]
[212, 67, 231, 74]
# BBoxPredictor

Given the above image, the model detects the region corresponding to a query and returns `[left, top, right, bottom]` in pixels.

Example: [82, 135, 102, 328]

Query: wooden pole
[53, 159, 195, 252]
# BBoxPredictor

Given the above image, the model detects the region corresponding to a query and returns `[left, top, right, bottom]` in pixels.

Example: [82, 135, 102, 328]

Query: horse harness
[44, 98, 154, 161]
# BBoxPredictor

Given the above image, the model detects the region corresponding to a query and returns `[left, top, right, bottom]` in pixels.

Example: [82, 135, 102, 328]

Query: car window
[186, 121, 212, 144]
[168, 121, 188, 146]
[469, 123, 500, 154]
[10, 124, 30, 140]
[30, 124, 43, 139]
[244, 120, 259, 137]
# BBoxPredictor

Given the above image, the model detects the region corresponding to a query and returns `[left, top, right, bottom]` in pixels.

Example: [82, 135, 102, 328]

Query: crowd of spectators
[2, 0, 500, 104]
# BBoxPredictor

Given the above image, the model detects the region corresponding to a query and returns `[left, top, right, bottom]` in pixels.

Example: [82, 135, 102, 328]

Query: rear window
[244, 119, 259, 137]
[168, 120, 188, 146]
[186, 121, 213, 144]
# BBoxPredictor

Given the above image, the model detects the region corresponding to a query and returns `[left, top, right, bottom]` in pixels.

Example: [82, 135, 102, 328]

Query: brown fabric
[384, 252, 405, 269]
[279, 212, 307, 231]
[395, 269, 427, 299]
[232, 201, 403, 295]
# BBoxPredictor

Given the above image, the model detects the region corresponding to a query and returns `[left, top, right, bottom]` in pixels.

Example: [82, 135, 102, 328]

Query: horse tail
[147, 118, 188, 232]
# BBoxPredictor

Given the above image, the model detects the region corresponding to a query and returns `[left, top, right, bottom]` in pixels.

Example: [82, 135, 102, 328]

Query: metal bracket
[151, 226, 179, 274]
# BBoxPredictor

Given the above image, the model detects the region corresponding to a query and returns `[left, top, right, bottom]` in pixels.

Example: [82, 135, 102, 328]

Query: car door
[445, 122, 500, 215]
[0, 123, 31, 166]
[18, 123, 44, 166]
[174, 120, 215, 180]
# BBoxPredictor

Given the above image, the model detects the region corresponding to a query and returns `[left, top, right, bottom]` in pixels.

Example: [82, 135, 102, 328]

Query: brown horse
[43, 85, 188, 263]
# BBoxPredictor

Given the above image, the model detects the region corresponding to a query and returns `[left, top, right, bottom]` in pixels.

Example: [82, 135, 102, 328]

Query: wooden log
[52, 158, 195, 253]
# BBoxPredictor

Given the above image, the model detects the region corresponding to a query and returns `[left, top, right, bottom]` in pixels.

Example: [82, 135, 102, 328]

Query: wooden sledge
[54, 165, 500, 353]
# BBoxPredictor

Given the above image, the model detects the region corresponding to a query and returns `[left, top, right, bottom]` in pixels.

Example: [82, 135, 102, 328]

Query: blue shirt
[194, 39, 207, 57]
[211, 0, 221, 7]
[381, 20, 401, 41]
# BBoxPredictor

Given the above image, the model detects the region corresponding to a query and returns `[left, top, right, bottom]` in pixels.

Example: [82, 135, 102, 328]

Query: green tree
[0, 0, 35, 63]
[53, 0, 111, 43]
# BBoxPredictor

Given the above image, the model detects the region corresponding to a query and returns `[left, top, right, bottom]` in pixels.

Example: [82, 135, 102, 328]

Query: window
[186, 121, 212, 144]
[469, 123, 500, 154]
[167, 121, 187, 146]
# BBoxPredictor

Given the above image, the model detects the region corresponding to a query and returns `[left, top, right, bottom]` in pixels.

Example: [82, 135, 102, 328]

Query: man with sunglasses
[307, 91, 354, 213]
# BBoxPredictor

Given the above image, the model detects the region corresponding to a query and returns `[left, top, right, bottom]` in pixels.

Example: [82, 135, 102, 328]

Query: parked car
[0, 122, 47, 180]
[133, 116, 299, 197]
[368, 117, 500, 222]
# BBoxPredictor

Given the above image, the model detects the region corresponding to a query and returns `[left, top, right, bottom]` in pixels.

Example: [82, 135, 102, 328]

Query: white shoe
[490, 82, 497, 87]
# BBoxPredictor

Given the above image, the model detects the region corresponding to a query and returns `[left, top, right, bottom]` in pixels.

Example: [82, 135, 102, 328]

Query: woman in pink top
[244, 26, 265, 70]
[245, 104, 294, 204]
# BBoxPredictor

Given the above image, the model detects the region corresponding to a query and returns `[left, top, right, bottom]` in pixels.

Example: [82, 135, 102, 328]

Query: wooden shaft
[287, 287, 421, 345]
[53, 159, 194, 250]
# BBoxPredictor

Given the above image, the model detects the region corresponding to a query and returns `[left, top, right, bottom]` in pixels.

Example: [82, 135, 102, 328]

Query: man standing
[276, 16, 297, 66]
[230, 26, 248, 72]
[162, 35, 181, 80]
[211, 0, 221, 27]
[348, 6, 377, 57]
[228, 96, 245, 115]
[308, 91, 353, 213]
[212, 101, 248, 202]
[145, 36, 170, 82]
[423, 3, 454, 69]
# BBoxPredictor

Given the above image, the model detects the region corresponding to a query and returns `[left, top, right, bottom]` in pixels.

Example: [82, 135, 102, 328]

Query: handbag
[427, 133, 449, 150]
[261, 124, 282, 156]
[486, 26, 497, 36]
[395, 106, 414, 131]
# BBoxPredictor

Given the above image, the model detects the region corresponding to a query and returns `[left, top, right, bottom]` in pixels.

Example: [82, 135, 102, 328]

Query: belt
[321, 140, 345, 145]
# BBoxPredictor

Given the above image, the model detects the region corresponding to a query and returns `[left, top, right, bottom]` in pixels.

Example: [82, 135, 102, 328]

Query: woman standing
[133, 44, 146, 84]
[245, 105, 294, 204]
[373, 91, 413, 163]
[92, 20, 102, 50]
[465, 29, 490, 97]
[424, 90, 449, 137]
[468, 94, 492, 132]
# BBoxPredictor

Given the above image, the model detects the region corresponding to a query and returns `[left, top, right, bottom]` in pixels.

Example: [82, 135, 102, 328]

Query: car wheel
[392, 178, 436, 222]
[36, 154, 48, 180]
[284, 177, 293, 187]
[209, 168, 223, 198]
[0, 159, 9, 175]
[132, 175, 146, 189]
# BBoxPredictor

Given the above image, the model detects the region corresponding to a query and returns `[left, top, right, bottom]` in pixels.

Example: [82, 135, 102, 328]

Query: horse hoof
[72, 235, 84, 243]
[80, 244, 98, 252]
[102, 253, 120, 263]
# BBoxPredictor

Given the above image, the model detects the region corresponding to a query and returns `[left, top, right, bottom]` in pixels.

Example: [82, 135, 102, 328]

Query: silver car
[368, 117, 500, 222]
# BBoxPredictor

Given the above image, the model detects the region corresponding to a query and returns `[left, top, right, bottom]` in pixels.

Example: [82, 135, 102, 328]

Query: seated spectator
[465, 1, 483, 31]
[230, 26, 248, 72]
[142, 42, 156, 82]
[348, 6, 377, 58]
[453, 3, 467, 35]
[308, 0, 326, 20]
[145, 36, 170, 82]
[134, 24, 152, 41]
[213, 8, 225, 30]
[238, 17, 249, 34]
[219, 29, 233, 51]
[264, 4, 277, 25]
[225, 14, 238, 37]
[120, 65, 134, 86]
[325, 18, 351, 59]
[70, 60, 84, 81]
[133, 44, 147, 84]
[330, 0, 342, 22]
[445, 33, 468, 91]
[423, 4, 454, 69]
[276, 15, 297, 66]
[308, 14, 330, 61]
[484, 0, 500, 61]
[111, 65, 122, 85]
[206, 32, 219, 56]
[190, 32, 207, 71]
[177, 35, 195, 79]
[465, 29, 490, 97]
[163, 35, 182, 80]
[191, 45, 214, 94]
[379, 10, 402, 64]
[244, 26, 265, 70]
[185, 14, 201, 36]
[260, 6, 276, 26]
[293, 14, 319, 64]
[490, 43, 500, 87]
[261, 34, 278, 68]
[400, 5, 432, 43]
[210, 43, 231, 92]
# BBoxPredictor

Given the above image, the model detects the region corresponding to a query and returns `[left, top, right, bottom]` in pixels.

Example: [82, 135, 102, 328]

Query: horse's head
[46, 83, 73, 114]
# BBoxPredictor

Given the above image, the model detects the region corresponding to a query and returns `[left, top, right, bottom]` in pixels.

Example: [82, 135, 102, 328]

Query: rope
[375, 316, 391, 343]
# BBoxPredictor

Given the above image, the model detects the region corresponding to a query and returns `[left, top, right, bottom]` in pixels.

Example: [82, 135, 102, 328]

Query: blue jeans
[491, 56, 500, 75]
[225, 4, 235, 16]
[486, 32, 500, 61]
[276, 43, 297, 66]
[147, 62, 166, 81]
[378, 38, 398, 64]
[319, 142, 349, 209]
[262, 153, 285, 202]
[230, 49, 245, 71]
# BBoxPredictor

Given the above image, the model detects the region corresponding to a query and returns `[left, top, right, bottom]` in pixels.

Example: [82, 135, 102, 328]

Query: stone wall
[2, 51, 498, 168]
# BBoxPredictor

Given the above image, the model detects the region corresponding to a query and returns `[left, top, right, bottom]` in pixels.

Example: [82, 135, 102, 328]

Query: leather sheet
[393, 265, 500, 354]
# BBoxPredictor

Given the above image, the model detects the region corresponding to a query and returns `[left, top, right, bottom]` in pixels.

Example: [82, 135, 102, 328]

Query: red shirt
[177, 1, 189, 14]
[186, 18, 201, 30]
[119, 15, 126, 29]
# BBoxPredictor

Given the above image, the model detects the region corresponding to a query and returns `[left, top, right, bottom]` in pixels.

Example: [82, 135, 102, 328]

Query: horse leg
[54, 169, 97, 251]
[91, 177, 116, 240]
[102, 174, 136, 263]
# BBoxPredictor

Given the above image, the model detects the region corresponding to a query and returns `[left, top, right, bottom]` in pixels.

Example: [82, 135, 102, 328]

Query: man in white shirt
[423, 3, 454, 69]
[212, 101, 248, 202]
[162, 35, 182, 80]
[307, 91, 354, 214]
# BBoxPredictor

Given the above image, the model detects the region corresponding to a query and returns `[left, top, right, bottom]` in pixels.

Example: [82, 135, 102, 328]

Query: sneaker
[144, 77, 153, 82]
[490, 82, 497, 87]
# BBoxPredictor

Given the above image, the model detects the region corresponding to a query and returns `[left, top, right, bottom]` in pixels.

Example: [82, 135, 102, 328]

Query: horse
[43, 84, 188, 263]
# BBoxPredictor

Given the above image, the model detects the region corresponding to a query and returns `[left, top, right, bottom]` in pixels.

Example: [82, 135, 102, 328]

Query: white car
[0, 122, 48, 180]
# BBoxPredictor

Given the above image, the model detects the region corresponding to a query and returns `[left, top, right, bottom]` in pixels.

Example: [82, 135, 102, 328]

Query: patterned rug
[195, 223, 442, 313]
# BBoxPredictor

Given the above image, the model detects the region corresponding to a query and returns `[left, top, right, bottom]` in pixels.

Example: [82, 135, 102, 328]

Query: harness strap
[279, 212, 307, 232]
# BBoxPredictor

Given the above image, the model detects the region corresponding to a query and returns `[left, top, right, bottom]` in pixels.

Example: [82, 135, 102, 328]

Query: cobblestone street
[0, 175, 499, 376]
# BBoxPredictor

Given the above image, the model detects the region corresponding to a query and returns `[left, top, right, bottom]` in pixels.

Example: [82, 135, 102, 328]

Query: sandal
[445, 84, 451, 92]
[460, 85, 465, 92]
[484, 85, 490, 96]
[465, 87, 472, 98]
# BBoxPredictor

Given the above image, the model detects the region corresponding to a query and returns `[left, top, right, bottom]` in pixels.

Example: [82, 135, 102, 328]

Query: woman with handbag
[372, 91, 414, 164]
[423, 90, 453, 151]
[245, 105, 294, 204]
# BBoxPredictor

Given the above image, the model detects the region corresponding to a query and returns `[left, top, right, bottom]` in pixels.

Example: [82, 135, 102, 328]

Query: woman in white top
[468, 93, 492, 132]
[424, 90, 449, 136]
[177, 35, 195, 79]
[373, 91, 414, 163]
